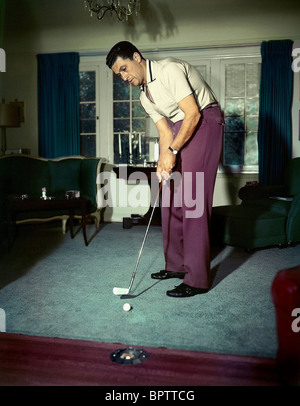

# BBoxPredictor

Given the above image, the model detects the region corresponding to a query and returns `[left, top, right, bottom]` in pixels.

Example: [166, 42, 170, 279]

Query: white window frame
[79, 57, 112, 162]
[220, 55, 261, 173]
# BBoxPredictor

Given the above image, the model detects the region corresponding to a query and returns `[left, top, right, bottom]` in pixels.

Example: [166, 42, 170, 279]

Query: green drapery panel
[37, 52, 80, 158]
[258, 40, 293, 185]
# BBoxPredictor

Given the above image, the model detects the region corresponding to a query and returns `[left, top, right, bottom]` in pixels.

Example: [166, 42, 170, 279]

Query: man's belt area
[201, 102, 219, 111]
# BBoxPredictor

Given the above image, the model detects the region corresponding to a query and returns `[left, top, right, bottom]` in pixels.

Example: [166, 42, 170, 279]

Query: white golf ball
[123, 303, 131, 312]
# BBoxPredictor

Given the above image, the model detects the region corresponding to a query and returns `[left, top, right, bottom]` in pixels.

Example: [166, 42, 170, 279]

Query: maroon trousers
[161, 105, 224, 289]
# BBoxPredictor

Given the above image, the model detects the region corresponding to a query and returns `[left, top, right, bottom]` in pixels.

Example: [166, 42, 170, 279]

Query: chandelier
[84, 0, 140, 22]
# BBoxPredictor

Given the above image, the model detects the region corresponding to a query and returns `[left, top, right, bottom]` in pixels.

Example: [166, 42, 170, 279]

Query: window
[113, 74, 148, 164]
[221, 59, 261, 172]
[79, 71, 97, 157]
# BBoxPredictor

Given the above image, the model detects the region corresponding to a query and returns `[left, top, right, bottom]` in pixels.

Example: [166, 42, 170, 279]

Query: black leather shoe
[151, 270, 185, 280]
[166, 283, 209, 297]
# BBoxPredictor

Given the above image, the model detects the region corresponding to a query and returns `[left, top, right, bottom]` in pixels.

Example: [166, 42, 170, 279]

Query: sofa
[211, 157, 300, 250]
[0, 154, 109, 255]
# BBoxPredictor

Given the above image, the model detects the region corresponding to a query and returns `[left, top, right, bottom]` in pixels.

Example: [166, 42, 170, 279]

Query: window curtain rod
[79, 42, 261, 57]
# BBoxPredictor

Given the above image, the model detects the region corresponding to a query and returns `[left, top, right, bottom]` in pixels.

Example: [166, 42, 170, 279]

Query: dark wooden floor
[0, 333, 280, 386]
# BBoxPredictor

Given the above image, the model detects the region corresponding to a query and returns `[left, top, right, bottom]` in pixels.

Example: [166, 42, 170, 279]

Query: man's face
[111, 53, 145, 87]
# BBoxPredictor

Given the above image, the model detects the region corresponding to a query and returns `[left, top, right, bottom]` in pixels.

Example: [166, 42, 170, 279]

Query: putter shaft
[127, 183, 161, 293]
[113, 182, 162, 296]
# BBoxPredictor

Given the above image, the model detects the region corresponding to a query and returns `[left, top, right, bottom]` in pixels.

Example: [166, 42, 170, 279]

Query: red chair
[271, 266, 300, 385]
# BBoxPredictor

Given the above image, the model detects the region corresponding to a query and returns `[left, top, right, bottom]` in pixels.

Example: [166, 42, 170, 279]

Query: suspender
[141, 60, 156, 103]
[141, 60, 156, 91]
[148, 60, 154, 83]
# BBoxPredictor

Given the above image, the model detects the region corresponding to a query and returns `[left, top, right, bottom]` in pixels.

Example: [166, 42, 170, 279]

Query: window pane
[114, 102, 130, 118]
[224, 132, 245, 166]
[132, 86, 140, 100]
[245, 133, 258, 165]
[132, 101, 146, 117]
[225, 64, 245, 97]
[114, 119, 130, 132]
[132, 133, 141, 162]
[80, 119, 96, 133]
[246, 116, 259, 132]
[114, 133, 130, 164]
[225, 117, 245, 132]
[246, 98, 259, 115]
[80, 134, 96, 157]
[79, 72, 95, 101]
[133, 119, 146, 132]
[113, 75, 130, 100]
[246, 63, 261, 97]
[224, 98, 244, 116]
[80, 103, 95, 119]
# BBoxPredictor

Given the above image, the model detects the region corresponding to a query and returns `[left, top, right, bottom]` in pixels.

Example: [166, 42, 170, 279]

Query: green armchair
[211, 157, 300, 250]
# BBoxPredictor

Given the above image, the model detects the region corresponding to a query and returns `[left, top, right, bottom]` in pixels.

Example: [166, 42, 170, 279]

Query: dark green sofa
[211, 157, 300, 250]
[0, 154, 108, 255]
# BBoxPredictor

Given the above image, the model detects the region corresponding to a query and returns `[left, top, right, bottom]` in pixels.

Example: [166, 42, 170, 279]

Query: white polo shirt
[140, 58, 217, 124]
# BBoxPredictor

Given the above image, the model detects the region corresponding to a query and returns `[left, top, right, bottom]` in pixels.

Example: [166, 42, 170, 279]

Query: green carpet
[1, 222, 300, 358]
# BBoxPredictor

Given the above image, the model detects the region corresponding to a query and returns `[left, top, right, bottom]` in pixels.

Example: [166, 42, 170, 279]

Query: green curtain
[258, 40, 293, 186]
[37, 52, 80, 158]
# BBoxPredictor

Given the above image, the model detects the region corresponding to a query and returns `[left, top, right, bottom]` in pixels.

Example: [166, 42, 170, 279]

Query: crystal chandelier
[84, 0, 140, 22]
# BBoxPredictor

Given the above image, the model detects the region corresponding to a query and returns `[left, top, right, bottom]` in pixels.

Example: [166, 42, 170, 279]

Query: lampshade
[0, 104, 20, 127]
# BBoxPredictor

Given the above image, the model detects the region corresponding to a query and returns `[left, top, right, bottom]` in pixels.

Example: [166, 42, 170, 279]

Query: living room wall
[1, 0, 300, 217]
[2, 0, 300, 153]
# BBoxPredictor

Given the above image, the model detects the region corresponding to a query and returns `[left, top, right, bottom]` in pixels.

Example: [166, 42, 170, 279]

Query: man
[106, 41, 224, 298]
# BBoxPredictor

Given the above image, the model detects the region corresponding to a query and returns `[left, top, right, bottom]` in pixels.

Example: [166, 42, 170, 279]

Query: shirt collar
[140, 59, 156, 92]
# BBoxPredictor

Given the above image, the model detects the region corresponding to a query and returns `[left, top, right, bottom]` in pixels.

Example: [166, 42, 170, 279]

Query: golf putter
[113, 181, 162, 296]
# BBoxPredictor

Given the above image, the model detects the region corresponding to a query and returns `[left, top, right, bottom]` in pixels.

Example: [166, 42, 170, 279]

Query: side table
[6, 196, 88, 250]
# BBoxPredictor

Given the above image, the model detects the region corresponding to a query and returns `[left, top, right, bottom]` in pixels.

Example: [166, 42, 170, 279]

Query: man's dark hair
[106, 41, 144, 68]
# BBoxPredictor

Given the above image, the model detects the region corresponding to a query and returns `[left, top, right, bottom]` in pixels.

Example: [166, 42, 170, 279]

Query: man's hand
[156, 152, 176, 184]
[154, 94, 200, 184]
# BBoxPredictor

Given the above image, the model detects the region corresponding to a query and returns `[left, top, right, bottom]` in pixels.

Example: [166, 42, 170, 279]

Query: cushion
[241, 198, 292, 216]
[48, 159, 81, 197]
[1, 156, 50, 198]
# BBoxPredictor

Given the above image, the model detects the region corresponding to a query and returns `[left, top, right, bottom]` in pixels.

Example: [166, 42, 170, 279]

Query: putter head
[113, 287, 129, 295]
[121, 294, 136, 299]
